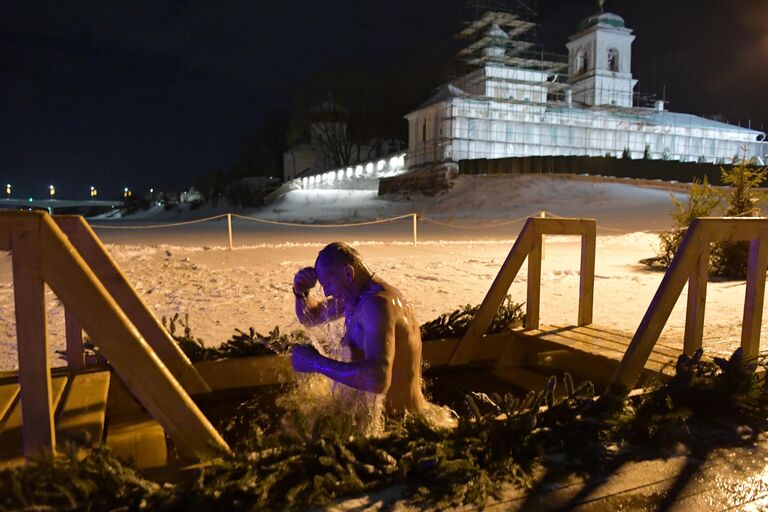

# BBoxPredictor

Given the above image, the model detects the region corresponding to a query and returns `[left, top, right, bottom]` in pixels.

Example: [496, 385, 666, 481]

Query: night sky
[3, 0, 767, 199]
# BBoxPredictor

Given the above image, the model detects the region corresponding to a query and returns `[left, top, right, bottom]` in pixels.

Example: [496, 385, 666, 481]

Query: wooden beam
[449, 219, 535, 365]
[683, 233, 709, 356]
[64, 308, 85, 371]
[741, 230, 768, 358]
[0, 211, 45, 251]
[611, 221, 703, 390]
[53, 216, 210, 394]
[11, 226, 57, 457]
[38, 215, 229, 459]
[697, 217, 768, 242]
[578, 222, 596, 326]
[526, 230, 542, 330]
[56, 371, 110, 446]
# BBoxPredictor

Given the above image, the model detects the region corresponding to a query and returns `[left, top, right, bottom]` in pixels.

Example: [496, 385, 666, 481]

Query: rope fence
[89, 210, 638, 249]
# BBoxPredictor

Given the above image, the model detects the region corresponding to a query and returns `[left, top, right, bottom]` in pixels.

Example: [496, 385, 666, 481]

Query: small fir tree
[710, 159, 767, 277]
[649, 176, 720, 268]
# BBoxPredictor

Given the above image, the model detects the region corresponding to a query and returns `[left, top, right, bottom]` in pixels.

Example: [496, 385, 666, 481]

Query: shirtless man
[290, 242, 428, 416]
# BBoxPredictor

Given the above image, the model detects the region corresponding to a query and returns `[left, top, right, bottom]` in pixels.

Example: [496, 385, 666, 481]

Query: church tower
[565, 9, 637, 107]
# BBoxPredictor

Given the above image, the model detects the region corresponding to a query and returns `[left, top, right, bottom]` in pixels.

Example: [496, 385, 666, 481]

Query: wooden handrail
[53, 216, 211, 394]
[448, 216, 596, 365]
[611, 217, 768, 390]
[0, 211, 228, 460]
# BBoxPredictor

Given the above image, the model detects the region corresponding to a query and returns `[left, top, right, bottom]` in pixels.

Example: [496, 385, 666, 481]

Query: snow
[0, 174, 762, 370]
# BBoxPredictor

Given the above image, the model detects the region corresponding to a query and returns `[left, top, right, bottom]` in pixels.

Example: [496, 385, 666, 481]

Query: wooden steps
[0, 369, 167, 469]
[511, 324, 681, 385]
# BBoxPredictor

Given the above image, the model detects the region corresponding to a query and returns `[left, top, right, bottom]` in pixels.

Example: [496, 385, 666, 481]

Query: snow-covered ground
[0, 174, 763, 369]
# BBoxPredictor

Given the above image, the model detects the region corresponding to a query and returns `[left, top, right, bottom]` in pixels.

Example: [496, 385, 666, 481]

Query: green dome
[577, 12, 625, 32]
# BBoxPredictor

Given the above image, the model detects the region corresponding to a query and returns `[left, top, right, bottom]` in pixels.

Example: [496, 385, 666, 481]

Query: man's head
[314, 242, 370, 302]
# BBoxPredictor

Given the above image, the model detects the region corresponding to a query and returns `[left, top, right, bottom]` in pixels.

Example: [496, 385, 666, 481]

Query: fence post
[65, 308, 85, 371]
[412, 213, 418, 247]
[227, 214, 233, 251]
[540, 210, 546, 260]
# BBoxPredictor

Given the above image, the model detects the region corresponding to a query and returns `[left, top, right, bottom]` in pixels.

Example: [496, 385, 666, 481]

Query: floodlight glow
[365, 163, 373, 174]
[377, 160, 385, 171]
[346, 167, 353, 178]
[302, 177, 308, 187]
[389, 156, 398, 168]
[309, 176, 315, 185]
[337, 170, 344, 180]
[354, 165, 363, 177]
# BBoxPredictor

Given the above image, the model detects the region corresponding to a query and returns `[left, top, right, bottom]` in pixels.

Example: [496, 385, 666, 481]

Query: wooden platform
[0, 368, 166, 469]
[508, 324, 682, 387]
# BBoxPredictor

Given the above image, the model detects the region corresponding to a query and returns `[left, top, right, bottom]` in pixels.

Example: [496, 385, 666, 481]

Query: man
[291, 242, 428, 416]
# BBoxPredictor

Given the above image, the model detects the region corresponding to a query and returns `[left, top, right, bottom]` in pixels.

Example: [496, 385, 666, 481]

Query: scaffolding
[404, 8, 767, 170]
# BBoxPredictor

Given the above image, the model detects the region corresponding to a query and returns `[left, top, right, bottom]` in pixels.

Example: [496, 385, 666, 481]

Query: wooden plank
[38, 215, 229, 459]
[578, 224, 596, 325]
[0, 211, 45, 251]
[449, 219, 535, 365]
[611, 221, 703, 389]
[741, 230, 768, 357]
[11, 226, 56, 457]
[577, 324, 682, 356]
[684, 237, 709, 355]
[0, 383, 19, 425]
[56, 371, 110, 446]
[64, 308, 85, 371]
[54, 216, 210, 394]
[525, 231, 542, 330]
[0, 376, 67, 460]
[698, 217, 768, 242]
[535, 217, 596, 236]
[106, 412, 167, 469]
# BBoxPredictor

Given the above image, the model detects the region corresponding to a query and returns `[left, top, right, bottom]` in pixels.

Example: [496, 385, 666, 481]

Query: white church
[404, 9, 767, 170]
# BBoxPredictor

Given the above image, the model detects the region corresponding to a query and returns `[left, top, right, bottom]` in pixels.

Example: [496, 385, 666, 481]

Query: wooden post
[11, 228, 56, 457]
[227, 214, 233, 251]
[40, 216, 229, 458]
[540, 210, 546, 260]
[578, 222, 596, 326]
[741, 231, 768, 358]
[449, 219, 535, 365]
[611, 221, 703, 389]
[684, 237, 709, 355]
[64, 308, 85, 371]
[54, 216, 210, 394]
[412, 213, 418, 247]
[525, 227, 542, 330]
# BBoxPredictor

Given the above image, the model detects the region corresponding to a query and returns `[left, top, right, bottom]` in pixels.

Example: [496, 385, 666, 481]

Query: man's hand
[293, 267, 318, 297]
[291, 344, 321, 373]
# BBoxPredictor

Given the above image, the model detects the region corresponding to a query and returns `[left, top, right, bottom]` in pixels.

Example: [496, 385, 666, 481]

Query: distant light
[49, 185, 55, 197]
[346, 167, 353, 178]
[337, 170, 344, 180]
[28, 197, 33, 203]
[365, 163, 374, 175]
[150, 188, 154, 194]
[355, 165, 363, 177]
[377, 160, 385, 171]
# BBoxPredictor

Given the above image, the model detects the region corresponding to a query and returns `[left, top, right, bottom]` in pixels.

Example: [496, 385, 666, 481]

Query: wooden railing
[448, 216, 596, 365]
[0, 211, 228, 459]
[612, 217, 768, 389]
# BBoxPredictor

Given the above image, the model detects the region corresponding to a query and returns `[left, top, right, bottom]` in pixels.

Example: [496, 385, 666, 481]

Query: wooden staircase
[0, 367, 167, 469]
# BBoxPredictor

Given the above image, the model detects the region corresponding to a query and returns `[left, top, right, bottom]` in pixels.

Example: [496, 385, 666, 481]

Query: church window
[577, 49, 589, 74]
[608, 48, 619, 72]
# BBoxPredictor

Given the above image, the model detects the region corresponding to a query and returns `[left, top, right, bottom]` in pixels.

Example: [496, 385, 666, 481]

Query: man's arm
[292, 296, 395, 394]
[293, 266, 344, 326]
[294, 293, 344, 327]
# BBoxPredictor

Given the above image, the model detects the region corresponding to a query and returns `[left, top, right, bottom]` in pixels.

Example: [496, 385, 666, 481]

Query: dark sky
[2, 0, 767, 198]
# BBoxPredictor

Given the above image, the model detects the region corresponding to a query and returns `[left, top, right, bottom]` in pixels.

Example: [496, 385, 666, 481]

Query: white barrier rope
[419, 214, 531, 229]
[90, 214, 228, 229]
[230, 213, 414, 228]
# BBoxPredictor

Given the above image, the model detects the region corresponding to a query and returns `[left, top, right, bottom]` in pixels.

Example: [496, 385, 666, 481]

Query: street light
[5, 184, 10, 198]
[90, 186, 97, 198]
[123, 187, 132, 199]
[49, 185, 55, 198]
